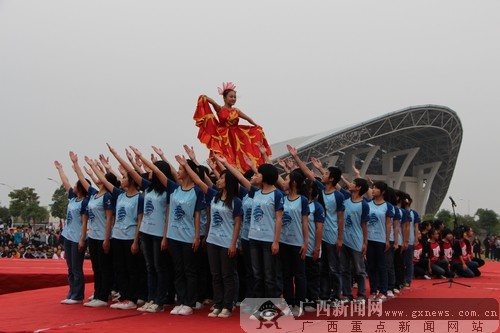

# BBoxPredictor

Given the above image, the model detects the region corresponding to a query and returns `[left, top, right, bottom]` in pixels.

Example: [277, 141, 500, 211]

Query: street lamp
[47, 178, 61, 185]
[0, 183, 15, 190]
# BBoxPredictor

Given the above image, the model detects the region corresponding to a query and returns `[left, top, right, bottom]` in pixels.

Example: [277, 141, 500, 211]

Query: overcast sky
[0, 0, 498, 217]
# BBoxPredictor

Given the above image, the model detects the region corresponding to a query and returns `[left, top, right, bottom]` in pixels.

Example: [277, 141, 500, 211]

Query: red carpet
[0, 259, 93, 295]
[0, 261, 498, 333]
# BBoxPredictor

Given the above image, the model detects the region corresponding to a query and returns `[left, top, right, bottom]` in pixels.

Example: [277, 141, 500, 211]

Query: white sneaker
[136, 299, 145, 306]
[194, 301, 203, 310]
[63, 299, 83, 305]
[217, 308, 232, 318]
[137, 301, 153, 312]
[178, 305, 193, 316]
[386, 290, 395, 297]
[376, 294, 387, 302]
[424, 275, 432, 280]
[170, 305, 183, 315]
[145, 303, 164, 313]
[393, 288, 400, 294]
[84, 299, 108, 307]
[111, 300, 136, 310]
[88, 294, 94, 301]
[60, 299, 69, 304]
[208, 308, 221, 317]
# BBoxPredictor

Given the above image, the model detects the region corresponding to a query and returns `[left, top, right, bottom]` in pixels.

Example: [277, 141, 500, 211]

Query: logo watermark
[239, 298, 499, 333]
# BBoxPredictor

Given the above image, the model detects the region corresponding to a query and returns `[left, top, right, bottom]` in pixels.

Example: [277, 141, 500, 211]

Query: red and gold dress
[193, 95, 272, 172]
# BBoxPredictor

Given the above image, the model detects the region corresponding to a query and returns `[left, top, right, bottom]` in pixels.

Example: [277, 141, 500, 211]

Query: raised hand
[129, 145, 141, 157]
[175, 154, 187, 167]
[54, 161, 63, 170]
[242, 154, 254, 168]
[83, 166, 94, 177]
[183, 145, 196, 161]
[286, 144, 298, 157]
[84, 156, 95, 166]
[106, 143, 117, 155]
[69, 151, 78, 163]
[214, 154, 228, 164]
[150, 153, 158, 163]
[151, 145, 164, 157]
[206, 158, 216, 170]
[134, 155, 143, 168]
[310, 157, 323, 170]
[125, 148, 133, 161]
[99, 154, 111, 170]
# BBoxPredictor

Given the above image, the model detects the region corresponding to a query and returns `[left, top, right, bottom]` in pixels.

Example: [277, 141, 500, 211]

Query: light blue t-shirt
[62, 188, 89, 243]
[205, 188, 243, 248]
[315, 180, 345, 244]
[408, 209, 421, 244]
[389, 205, 401, 243]
[112, 187, 144, 240]
[240, 192, 253, 241]
[86, 187, 113, 241]
[398, 207, 410, 246]
[248, 186, 284, 243]
[139, 178, 168, 237]
[280, 195, 309, 247]
[166, 179, 205, 244]
[367, 200, 394, 243]
[343, 197, 370, 252]
[306, 201, 325, 258]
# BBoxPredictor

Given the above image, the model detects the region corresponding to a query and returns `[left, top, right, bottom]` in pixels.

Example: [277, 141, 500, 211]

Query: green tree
[435, 209, 454, 229]
[475, 208, 499, 235]
[0, 206, 10, 224]
[50, 185, 68, 221]
[8, 187, 47, 223]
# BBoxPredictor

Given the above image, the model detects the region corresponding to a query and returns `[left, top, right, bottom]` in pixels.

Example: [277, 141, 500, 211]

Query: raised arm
[310, 157, 326, 176]
[54, 161, 71, 193]
[125, 149, 144, 175]
[242, 154, 258, 175]
[183, 144, 212, 187]
[287, 144, 316, 181]
[258, 143, 272, 164]
[130, 145, 168, 187]
[107, 143, 144, 187]
[203, 95, 222, 113]
[215, 154, 251, 191]
[99, 154, 122, 181]
[237, 109, 258, 126]
[86, 157, 115, 194]
[152, 145, 179, 183]
[69, 151, 91, 192]
[83, 165, 99, 186]
[206, 158, 221, 180]
[175, 155, 209, 193]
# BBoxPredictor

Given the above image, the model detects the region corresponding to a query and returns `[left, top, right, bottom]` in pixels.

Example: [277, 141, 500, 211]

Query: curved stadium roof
[270, 105, 463, 215]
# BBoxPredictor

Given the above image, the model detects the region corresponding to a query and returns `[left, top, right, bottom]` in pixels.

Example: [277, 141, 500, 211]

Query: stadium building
[270, 105, 463, 215]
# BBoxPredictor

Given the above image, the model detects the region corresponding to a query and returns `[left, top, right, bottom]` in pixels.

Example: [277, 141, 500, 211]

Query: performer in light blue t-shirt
[54, 158, 91, 304]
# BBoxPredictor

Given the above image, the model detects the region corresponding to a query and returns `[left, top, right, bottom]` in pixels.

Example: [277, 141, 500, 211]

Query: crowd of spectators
[0, 224, 89, 260]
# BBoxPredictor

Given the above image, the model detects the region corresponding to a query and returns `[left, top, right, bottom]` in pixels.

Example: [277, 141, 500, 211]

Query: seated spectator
[23, 247, 36, 259]
[46, 247, 55, 259]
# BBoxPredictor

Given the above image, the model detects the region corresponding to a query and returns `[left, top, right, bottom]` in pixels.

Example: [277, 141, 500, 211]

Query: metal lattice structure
[270, 105, 463, 215]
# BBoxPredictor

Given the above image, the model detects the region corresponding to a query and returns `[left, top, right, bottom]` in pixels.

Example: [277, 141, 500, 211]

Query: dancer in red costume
[193, 82, 272, 172]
